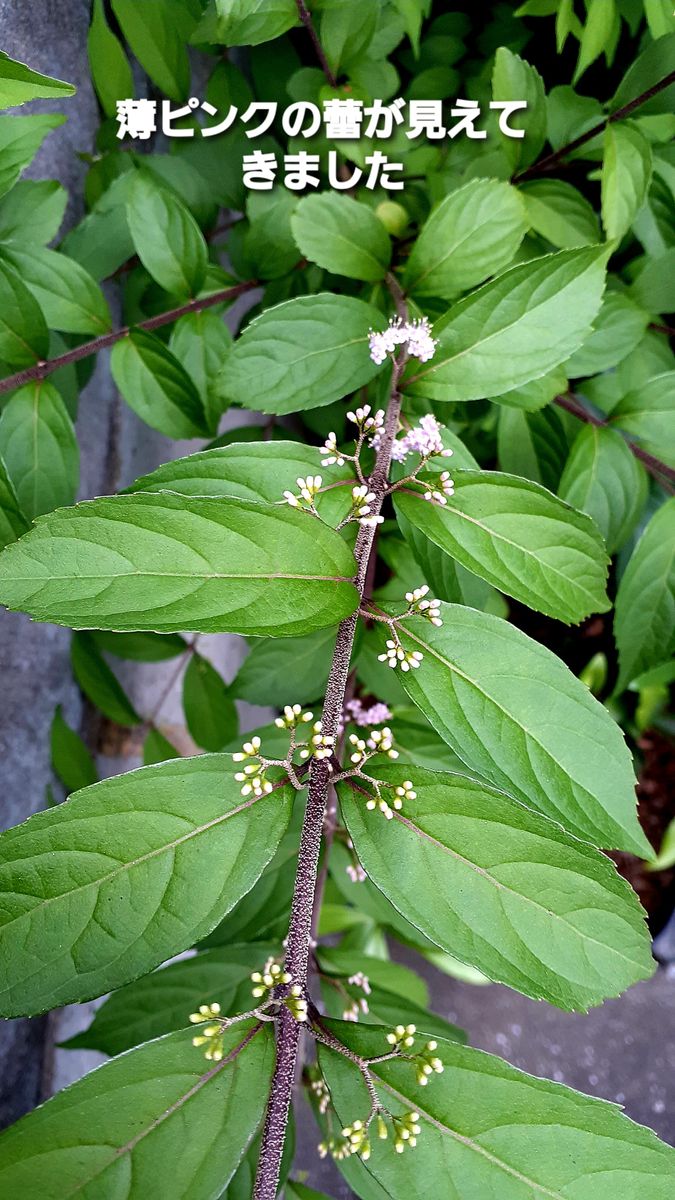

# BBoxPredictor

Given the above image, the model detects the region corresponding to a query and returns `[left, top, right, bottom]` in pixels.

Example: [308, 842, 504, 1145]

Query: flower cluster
[283, 474, 322, 510]
[372, 413, 453, 465]
[233, 736, 273, 796]
[424, 469, 455, 505]
[348, 725, 399, 767]
[342, 698, 392, 729]
[343, 971, 372, 1021]
[189, 1002, 225, 1062]
[391, 1111, 422, 1153]
[299, 719, 335, 762]
[348, 404, 384, 434]
[274, 703, 313, 730]
[378, 638, 424, 672]
[251, 959, 291, 999]
[346, 861, 367, 883]
[368, 316, 438, 365]
[349, 484, 383, 529]
[405, 585, 442, 626]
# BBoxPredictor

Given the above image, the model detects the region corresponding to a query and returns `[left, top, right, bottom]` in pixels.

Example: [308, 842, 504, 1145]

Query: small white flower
[346, 862, 367, 883]
[378, 639, 424, 672]
[368, 317, 438, 367]
[320, 432, 345, 466]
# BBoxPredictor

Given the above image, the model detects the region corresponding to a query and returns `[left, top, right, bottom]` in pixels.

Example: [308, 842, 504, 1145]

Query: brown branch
[253, 332, 407, 1200]
[514, 69, 675, 183]
[554, 392, 675, 493]
[295, 0, 337, 87]
[0, 280, 259, 398]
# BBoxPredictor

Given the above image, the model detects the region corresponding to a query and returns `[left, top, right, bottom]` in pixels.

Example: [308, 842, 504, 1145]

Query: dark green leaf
[183, 652, 238, 751]
[219, 294, 386, 416]
[0, 244, 111, 335]
[339, 765, 653, 1010]
[0, 381, 78, 519]
[611, 371, 675, 469]
[88, 0, 134, 117]
[143, 727, 181, 766]
[111, 0, 194, 101]
[614, 498, 675, 692]
[92, 631, 188, 661]
[0, 457, 27, 549]
[0, 50, 74, 108]
[559, 425, 648, 554]
[319, 1024, 675, 1199]
[565, 293, 649, 377]
[71, 631, 141, 727]
[169, 310, 232, 434]
[611, 31, 675, 117]
[291, 193, 392, 283]
[492, 47, 546, 169]
[395, 470, 609, 623]
[198, 0, 299, 47]
[0, 756, 293, 1014]
[0, 493, 359, 636]
[0, 1025, 274, 1196]
[0, 257, 48, 367]
[519, 179, 600, 248]
[406, 247, 608, 404]
[601, 122, 652, 243]
[232, 627, 337, 706]
[380, 604, 649, 854]
[126, 173, 208, 298]
[50, 705, 98, 794]
[0, 113, 65, 198]
[0, 179, 67, 244]
[404, 179, 526, 299]
[111, 329, 208, 438]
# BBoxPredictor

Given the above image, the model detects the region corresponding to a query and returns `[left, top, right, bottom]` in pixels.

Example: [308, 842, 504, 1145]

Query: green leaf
[201, 0, 299, 47]
[519, 179, 601, 248]
[0, 244, 111, 335]
[574, 0, 618, 82]
[0, 257, 48, 367]
[0, 756, 293, 1015]
[61, 173, 135, 281]
[67, 944, 274, 1055]
[50, 705, 98, 794]
[611, 31, 675, 117]
[0, 112, 65, 198]
[614, 498, 675, 692]
[340, 764, 653, 1009]
[88, 0, 134, 117]
[649, 816, 675, 872]
[244, 190, 299, 281]
[91, 631, 188, 661]
[492, 366, 567, 411]
[183, 652, 238, 751]
[565, 292, 649, 377]
[559, 426, 648, 554]
[0, 457, 27, 550]
[169, 310, 232, 433]
[611, 371, 675, 469]
[601, 122, 652, 242]
[630, 247, 675, 315]
[126, 173, 208, 298]
[394, 470, 609, 623]
[71, 631, 141, 727]
[319, 1023, 675, 1199]
[492, 47, 546, 170]
[0, 1025, 274, 1196]
[143, 727, 181, 766]
[111, 329, 208, 439]
[232, 627, 337, 706]
[317, 947, 429, 1011]
[0, 493, 359, 636]
[286, 1184, 335, 1200]
[0, 381, 78, 520]
[320, 0, 379, 74]
[404, 179, 527, 300]
[126, 440, 353, 526]
[497, 405, 569, 490]
[379, 604, 648, 854]
[291, 192, 392, 282]
[111, 0, 194, 101]
[406, 247, 608, 404]
[0, 51, 74, 109]
[0, 179, 67, 244]
[219, 294, 386, 416]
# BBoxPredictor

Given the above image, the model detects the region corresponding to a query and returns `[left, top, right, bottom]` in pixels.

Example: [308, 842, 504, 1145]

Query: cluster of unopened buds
[424, 469, 455, 505]
[348, 484, 383, 529]
[250, 960, 308, 1022]
[368, 316, 438, 365]
[348, 404, 384, 435]
[343, 971, 371, 1021]
[189, 1002, 226, 1062]
[390, 1111, 423, 1153]
[283, 474, 322, 511]
[346, 861, 367, 883]
[386, 1024, 444, 1087]
[378, 637, 424, 672]
[319, 1108, 423, 1163]
[274, 703, 313, 730]
[387, 1023, 418, 1051]
[405, 585, 443, 626]
[348, 725, 399, 767]
[299, 719, 335, 762]
[250, 960, 290, 1000]
[310, 1076, 331, 1115]
[232, 736, 273, 796]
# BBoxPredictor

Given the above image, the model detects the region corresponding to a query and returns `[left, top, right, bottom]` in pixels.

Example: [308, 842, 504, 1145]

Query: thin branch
[514, 70, 675, 183]
[554, 392, 675, 493]
[253, 330, 407, 1200]
[295, 0, 338, 87]
[0, 279, 259, 398]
